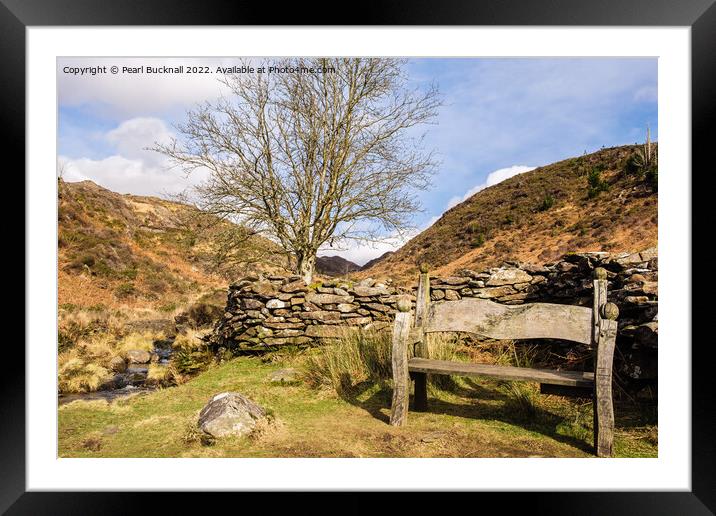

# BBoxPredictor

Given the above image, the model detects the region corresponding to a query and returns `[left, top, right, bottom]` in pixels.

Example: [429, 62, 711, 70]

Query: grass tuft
[300, 330, 392, 393]
[58, 352, 111, 393]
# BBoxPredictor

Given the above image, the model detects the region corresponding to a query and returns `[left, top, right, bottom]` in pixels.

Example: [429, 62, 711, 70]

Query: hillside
[58, 180, 286, 310]
[359, 144, 658, 282]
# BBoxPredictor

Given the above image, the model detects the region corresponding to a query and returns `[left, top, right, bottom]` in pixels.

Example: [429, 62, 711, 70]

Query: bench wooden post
[593, 267, 608, 345]
[594, 301, 619, 457]
[412, 263, 430, 411]
[390, 296, 413, 426]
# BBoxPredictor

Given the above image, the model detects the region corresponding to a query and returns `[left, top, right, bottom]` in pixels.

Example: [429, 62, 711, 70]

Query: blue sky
[58, 57, 657, 264]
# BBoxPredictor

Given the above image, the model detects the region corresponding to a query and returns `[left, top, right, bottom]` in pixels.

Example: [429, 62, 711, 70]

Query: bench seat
[408, 357, 595, 388]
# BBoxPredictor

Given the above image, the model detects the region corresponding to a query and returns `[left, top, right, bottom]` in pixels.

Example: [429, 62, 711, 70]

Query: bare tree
[154, 58, 441, 283]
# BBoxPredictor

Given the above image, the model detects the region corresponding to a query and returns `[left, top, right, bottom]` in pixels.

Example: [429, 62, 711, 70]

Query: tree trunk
[296, 252, 316, 284]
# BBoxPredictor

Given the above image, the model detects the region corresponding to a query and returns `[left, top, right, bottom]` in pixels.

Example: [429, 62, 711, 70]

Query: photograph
[55, 56, 660, 459]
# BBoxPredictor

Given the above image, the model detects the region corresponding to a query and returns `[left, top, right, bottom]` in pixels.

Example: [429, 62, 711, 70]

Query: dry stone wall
[211, 247, 658, 383]
[212, 276, 412, 347]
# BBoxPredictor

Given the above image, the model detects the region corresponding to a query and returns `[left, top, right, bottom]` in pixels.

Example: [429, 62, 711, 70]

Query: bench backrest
[413, 265, 614, 348]
[423, 298, 592, 344]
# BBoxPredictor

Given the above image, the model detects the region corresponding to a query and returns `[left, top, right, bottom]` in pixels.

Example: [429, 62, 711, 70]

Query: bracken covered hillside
[360, 144, 657, 283]
[57, 180, 286, 310]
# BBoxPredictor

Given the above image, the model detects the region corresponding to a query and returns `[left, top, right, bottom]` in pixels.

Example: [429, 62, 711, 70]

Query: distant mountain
[358, 144, 658, 282]
[315, 255, 361, 277]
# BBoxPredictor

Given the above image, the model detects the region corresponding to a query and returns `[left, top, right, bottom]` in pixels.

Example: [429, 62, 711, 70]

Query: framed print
[5, 0, 714, 512]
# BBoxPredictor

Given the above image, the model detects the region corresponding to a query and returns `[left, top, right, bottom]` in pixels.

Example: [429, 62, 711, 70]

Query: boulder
[125, 349, 151, 364]
[431, 290, 445, 300]
[557, 261, 578, 272]
[198, 392, 268, 438]
[473, 286, 517, 299]
[439, 276, 470, 286]
[639, 246, 658, 262]
[486, 268, 532, 286]
[242, 298, 264, 310]
[109, 356, 127, 373]
[353, 285, 390, 297]
[298, 310, 341, 322]
[444, 290, 460, 301]
[251, 281, 278, 298]
[305, 292, 354, 305]
[642, 281, 658, 296]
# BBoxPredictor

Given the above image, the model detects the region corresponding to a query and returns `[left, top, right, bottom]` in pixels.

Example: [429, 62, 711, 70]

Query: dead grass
[57, 351, 112, 393]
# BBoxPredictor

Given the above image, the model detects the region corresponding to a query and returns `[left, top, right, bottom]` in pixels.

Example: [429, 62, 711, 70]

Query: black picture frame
[4, 0, 713, 513]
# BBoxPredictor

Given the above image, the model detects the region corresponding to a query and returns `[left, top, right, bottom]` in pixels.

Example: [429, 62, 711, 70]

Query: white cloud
[59, 116, 204, 197]
[59, 154, 201, 197]
[106, 117, 173, 165]
[446, 165, 535, 209]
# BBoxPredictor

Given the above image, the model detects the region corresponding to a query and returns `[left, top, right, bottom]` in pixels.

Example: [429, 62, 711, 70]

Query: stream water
[58, 339, 174, 406]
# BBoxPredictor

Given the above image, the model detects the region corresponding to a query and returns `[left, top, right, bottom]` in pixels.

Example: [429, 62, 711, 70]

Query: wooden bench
[389, 266, 619, 457]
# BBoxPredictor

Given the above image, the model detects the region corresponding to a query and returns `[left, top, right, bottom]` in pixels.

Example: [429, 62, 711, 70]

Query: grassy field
[58, 353, 657, 458]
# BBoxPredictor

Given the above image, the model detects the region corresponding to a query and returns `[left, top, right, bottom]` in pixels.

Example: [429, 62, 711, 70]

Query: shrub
[587, 168, 609, 198]
[119, 268, 138, 280]
[624, 131, 658, 192]
[472, 233, 486, 248]
[646, 166, 658, 191]
[171, 329, 213, 375]
[158, 302, 178, 313]
[171, 349, 213, 375]
[114, 282, 136, 299]
[466, 221, 483, 234]
[624, 154, 642, 176]
[538, 194, 555, 212]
